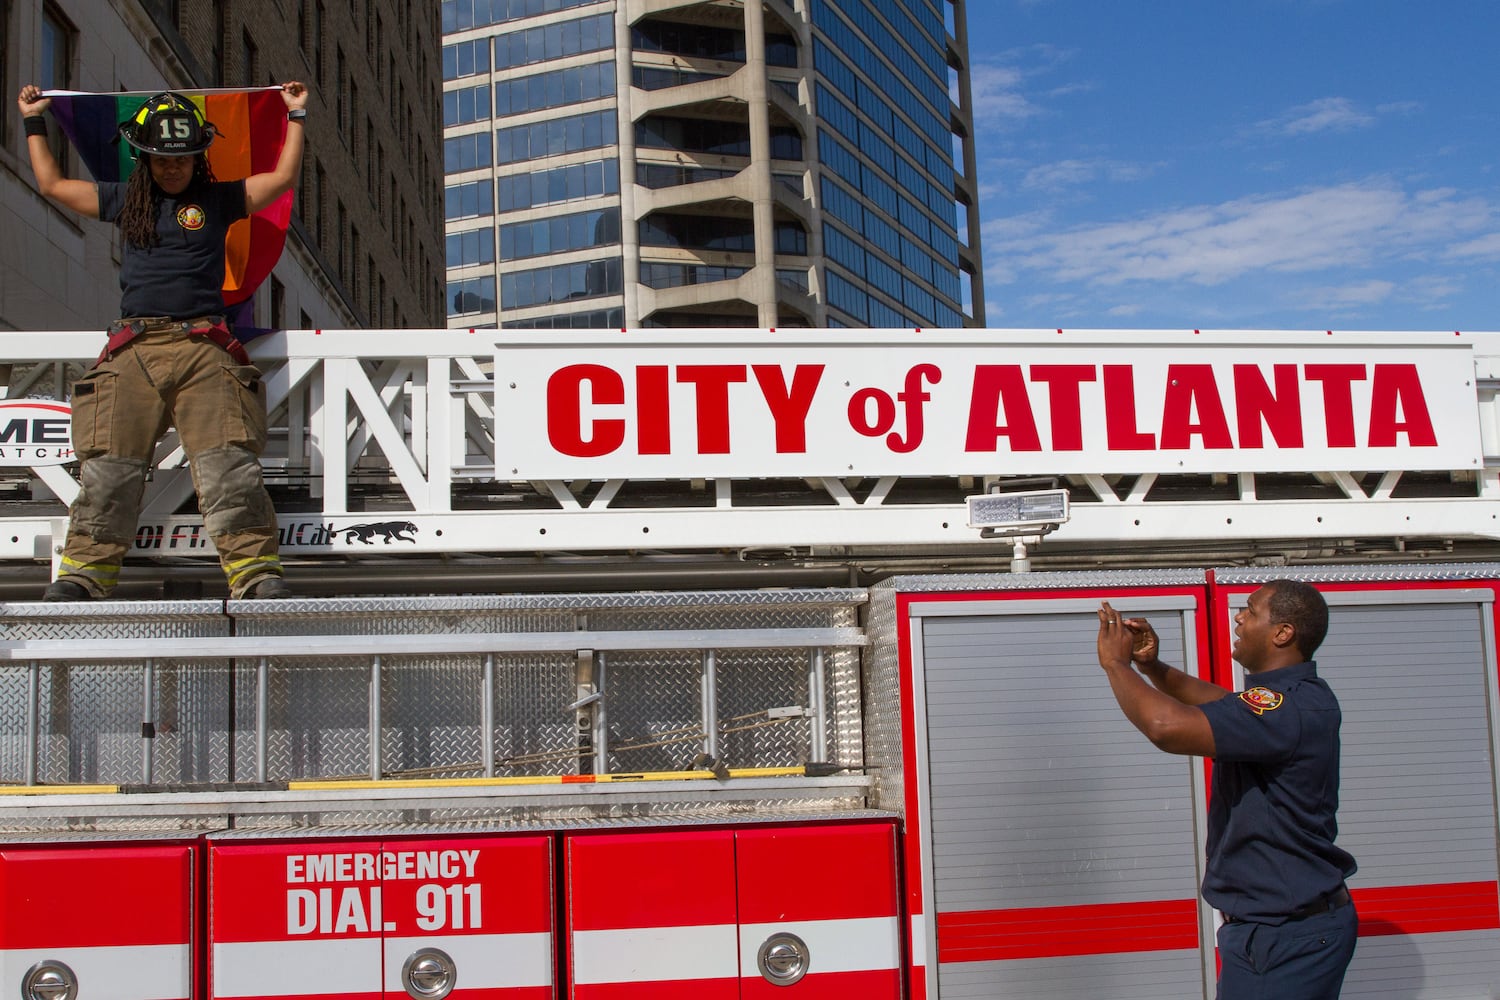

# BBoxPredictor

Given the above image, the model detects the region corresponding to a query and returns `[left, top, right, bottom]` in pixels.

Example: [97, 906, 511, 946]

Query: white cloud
[990, 181, 1497, 288]
[1019, 158, 1162, 191]
[969, 64, 1039, 124]
[1447, 232, 1500, 259]
[1290, 280, 1395, 310]
[1253, 97, 1375, 137]
[1106, 304, 1144, 317]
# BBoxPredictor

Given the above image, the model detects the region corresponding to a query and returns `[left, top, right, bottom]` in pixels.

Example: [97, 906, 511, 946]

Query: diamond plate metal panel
[1212, 561, 1500, 584]
[149, 660, 232, 784]
[717, 650, 811, 769]
[494, 652, 580, 776]
[380, 655, 482, 778]
[0, 663, 30, 783]
[604, 650, 702, 773]
[863, 585, 907, 815]
[261, 658, 374, 780]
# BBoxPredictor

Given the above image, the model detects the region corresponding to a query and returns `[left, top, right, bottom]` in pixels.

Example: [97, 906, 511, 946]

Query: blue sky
[962, 1, 1500, 330]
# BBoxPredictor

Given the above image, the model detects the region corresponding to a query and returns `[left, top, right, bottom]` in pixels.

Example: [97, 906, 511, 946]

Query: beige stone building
[0, 0, 445, 333]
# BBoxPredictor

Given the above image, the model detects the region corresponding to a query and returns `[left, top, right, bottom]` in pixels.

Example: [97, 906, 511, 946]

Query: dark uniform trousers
[1217, 900, 1358, 1000]
[58, 318, 283, 597]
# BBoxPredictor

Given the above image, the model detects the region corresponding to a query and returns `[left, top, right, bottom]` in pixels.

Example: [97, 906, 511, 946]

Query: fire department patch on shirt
[1238, 687, 1284, 715]
[176, 204, 206, 231]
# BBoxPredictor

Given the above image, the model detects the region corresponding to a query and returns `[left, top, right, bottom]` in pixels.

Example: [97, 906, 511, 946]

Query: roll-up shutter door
[913, 595, 1212, 999]
[1239, 590, 1500, 998]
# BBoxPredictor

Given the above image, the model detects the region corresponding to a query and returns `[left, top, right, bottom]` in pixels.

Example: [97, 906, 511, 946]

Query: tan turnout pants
[57, 318, 283, 597]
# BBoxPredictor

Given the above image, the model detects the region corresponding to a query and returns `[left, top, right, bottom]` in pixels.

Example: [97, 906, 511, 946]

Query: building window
[492, 60, 614, 118]
[448, 275, 496, 317]
[336, 46, 346, 135]
[314, 1, 325, 87]
[446, 227, 495, 268]
[497, 158, 617, 212]
[500, 257, 622, 311]
[270, 276, 285, 330]
[499, 207, 621, 261]
[493, 12, 613, 70]
[40, 4, 75, 172]
[240, 30, 258, 87]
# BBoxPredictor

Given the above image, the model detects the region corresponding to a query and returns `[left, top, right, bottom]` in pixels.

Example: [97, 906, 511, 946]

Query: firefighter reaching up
[1095, 582, 1358, 999]
[16, 82, 309, 601]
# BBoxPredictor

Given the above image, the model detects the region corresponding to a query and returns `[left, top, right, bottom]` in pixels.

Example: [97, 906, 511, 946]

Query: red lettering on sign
[548, 365, 625, 458]
[1103, 366, 1155, 450]
[1304, 364, 1365, 447]
[1030, 365, 1094, 451]
[966, 365, 1041, 452]
[1161, 365, 1232, 449]
[1369, 363, 1437, 447]
[752, 364, 823, 453]
[1233, 365, 1303, 449]
[636, 366, 671, 455]
[677, 365, 746, 454]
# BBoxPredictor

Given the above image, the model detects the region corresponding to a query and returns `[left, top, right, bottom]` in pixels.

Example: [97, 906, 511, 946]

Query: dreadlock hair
[117, 154, 217, 248]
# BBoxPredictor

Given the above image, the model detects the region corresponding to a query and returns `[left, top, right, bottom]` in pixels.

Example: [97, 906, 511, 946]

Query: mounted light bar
[966, 488, 1071, 536]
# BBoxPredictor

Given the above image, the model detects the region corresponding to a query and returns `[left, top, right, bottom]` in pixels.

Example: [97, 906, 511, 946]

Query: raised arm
[1096, 602, 1220, 756]
[245, 82, 308, 214]
[1110, 604, 1232, 706]
[17, 85, 99, 217]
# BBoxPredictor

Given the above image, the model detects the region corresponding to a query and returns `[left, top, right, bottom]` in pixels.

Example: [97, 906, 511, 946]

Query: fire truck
[0, 328, 1497, 1000]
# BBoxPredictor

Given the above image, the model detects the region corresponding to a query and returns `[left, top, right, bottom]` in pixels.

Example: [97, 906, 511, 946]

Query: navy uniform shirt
[1198, 661, 1357, 923]
[98, 178, 247, 320]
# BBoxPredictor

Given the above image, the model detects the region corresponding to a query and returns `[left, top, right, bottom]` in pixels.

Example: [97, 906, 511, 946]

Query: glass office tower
[441, 0, 983, 329]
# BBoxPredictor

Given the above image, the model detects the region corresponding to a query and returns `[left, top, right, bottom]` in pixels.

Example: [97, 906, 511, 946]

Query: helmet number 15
[157, 116, 192, 140]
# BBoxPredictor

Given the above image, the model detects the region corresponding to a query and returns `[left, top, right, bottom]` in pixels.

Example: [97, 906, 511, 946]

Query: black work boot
[42, 579, 92, 602]
[243, 575, 293, 599]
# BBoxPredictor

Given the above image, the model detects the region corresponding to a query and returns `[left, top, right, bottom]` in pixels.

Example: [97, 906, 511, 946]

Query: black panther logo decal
[341, 520, 419, 544]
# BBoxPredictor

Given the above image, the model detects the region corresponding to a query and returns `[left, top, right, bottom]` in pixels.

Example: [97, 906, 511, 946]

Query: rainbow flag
[44, 87, 293, 314]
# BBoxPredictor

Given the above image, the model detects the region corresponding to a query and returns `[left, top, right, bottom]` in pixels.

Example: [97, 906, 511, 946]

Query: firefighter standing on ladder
[16, 82, 309, 601]
[1095, 580, 1358, 999]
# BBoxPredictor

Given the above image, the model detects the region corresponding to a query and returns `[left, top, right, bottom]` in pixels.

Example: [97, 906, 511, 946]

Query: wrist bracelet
[287, 108, 307, 122]
[23, 115, 47, 137]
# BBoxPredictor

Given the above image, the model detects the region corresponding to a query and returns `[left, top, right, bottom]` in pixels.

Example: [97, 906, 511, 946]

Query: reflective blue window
[443, 39, 491, 81]
[501, 306, 624, 330]
[496, 110, 616, 164]
[899, 239, 932, 283]
[636, 163, 738, 189]
[633, 66, 725, 91]
[815, 84, 857, 142]
[443, 84, 492, 126]
[501, 257, 623, 310]
[448, 275, 496, 316]
[820, 176, 862, 228]
[865, 253, 900, 296]
[494, 13, 613, 69]
[500, 208, 621, 260]
[818, 130, 861, 183]
[639, 263, 748, 289]
[858, 121, 895, 176]
[444, 132, 493, 173]
[498, 158, 619, 211]
[822, 222, 866, 278]
[825, 270, 868, 323]
[446, 228, 496, 268]
[493, 60, 615, 118]
[632, 20, 746, 61]
[442, 0, 606, 32]
[867, 295, 906, 328]
[445, 179, 494, 220]
[903, 278, 935, 322]
[863, 211, 900, 262]
[637, 117, 751, 156]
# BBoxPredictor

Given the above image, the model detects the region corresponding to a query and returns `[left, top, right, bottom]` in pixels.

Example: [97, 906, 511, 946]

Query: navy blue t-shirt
[98, 178, 247, 320]
[1199, 661, 1357, 923]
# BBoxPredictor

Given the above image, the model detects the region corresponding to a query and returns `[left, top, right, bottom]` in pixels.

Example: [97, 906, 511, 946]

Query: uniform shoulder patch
[1238, 687, 1284, 715]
